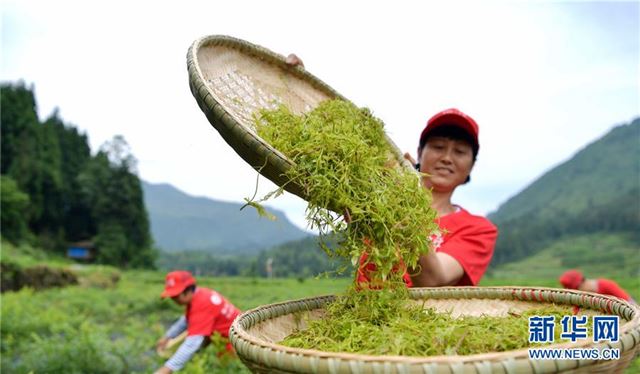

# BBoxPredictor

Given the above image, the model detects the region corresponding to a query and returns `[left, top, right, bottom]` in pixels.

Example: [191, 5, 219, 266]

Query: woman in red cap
[402, 109, 498, 287]
[356, 108, 498, 287]
[154, 271, 240, 374]
[284, 56, 497, 287]
[559, 269, 636, 303]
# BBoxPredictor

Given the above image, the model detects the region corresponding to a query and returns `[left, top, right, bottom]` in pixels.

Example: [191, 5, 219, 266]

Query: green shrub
[10, 323, 127, 374]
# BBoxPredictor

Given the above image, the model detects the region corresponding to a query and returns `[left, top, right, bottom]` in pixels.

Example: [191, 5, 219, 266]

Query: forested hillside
[254, 235, 346, 278]
[156, 235, 348, 278]
[488, 119, 640, 267]
[1, 82, 155, 268]
[488, 232, 639, 279]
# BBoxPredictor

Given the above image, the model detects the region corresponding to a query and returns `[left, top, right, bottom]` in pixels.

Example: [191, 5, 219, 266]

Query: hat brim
[422, 114, 479, 149]
[160, 287, 183, 298]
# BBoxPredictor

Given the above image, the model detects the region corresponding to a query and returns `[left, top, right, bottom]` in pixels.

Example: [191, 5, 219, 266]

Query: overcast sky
[2, 0, 639, 232]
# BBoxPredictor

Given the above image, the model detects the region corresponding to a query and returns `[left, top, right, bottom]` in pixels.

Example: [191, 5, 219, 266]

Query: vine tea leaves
[281, 288, 578, 356]
[250, 100, 580, 357]
[253, 99, 439, 284]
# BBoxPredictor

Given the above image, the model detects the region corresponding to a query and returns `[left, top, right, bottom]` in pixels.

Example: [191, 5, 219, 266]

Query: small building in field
[66, 241, 97, 262]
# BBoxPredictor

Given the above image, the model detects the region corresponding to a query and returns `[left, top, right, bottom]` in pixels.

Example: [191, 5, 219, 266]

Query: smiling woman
[360, 109, 498, 288]
[419, 127, 475, 190]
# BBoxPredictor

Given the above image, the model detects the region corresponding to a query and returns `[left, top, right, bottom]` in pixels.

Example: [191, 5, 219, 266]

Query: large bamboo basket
[230, 287, 640, 373]
[187, 35, 413, 201]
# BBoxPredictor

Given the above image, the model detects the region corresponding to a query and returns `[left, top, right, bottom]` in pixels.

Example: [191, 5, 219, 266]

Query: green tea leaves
[253, 99, 438, 284]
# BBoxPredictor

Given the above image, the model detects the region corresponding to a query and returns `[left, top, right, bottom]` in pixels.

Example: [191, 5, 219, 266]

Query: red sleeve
[436, 216, 497, 286]
[356, 251, 413, 288]
[597, 279, 631, 301]
[356, 253, 375, 285]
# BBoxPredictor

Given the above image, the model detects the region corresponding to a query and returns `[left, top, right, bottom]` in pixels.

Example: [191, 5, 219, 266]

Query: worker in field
[559, 269, 636, 304]
[154, 270, 241, 374]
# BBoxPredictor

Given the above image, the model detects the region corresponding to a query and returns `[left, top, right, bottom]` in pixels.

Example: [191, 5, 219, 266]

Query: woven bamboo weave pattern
[187, 35, 412, 202]
[229, 287, 640, 374]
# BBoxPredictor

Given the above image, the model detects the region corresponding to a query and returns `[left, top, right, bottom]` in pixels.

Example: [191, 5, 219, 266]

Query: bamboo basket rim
[187, 34, 337, 170]
[187, 35, 415, 202]
[230, 286, 640, 365]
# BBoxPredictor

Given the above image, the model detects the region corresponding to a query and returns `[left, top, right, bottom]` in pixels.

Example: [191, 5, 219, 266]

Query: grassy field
[489, 233, 640, 280]
[3, 270, 638, 373]
[1, 268, 351, 373]
[2, 241, 638, 373]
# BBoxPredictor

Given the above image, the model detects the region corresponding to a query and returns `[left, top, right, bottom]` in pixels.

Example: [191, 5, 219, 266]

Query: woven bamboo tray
[187, 35, 413, 201]
[229, 287, 640, 373]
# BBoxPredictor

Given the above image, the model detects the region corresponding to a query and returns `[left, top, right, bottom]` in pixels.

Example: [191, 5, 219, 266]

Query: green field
[1, 267, 350, 373]
[488, 233, 640, 281]
[2, 242, 638, 373]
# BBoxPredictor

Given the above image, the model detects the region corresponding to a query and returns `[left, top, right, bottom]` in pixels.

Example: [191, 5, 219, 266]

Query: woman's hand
[285, 53, 305, 67]
[409, 251, 464, 287]
[404, 152, 417, 169]
[343, 208, 352, 224]
[156, 337, 170, 352]
[154, 366, 173, 374]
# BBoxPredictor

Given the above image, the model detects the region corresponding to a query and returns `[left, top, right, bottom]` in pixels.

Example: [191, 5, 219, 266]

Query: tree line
[1, 82, 156, 268]
[157, 236, 351, 278]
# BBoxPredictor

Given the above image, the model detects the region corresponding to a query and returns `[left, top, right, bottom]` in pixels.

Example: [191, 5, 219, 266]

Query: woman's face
[171, 291, 191, 305]
[418, 136, 474, 192]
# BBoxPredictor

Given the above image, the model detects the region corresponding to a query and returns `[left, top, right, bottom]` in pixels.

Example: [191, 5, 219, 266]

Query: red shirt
[597, 279, 632, 301]
[433, 207, 497, 286]
[186, 287, 240, 337]
[357, 207, 497, 287]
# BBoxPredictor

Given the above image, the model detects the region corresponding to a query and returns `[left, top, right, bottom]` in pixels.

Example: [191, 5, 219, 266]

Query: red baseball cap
[420, 108, 479, 150]
[161, 270, 196, 298]
[559, 270, 584, 289]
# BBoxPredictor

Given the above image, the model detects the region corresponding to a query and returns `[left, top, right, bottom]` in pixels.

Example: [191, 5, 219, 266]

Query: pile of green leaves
[252, 99, 591, 357]
[281, 288, 577, 356]
[253, 99, 438, 284]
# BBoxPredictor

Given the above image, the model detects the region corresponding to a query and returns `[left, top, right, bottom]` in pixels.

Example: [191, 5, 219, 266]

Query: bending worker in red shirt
[357, 108, 498, 287]
[559, 269, 636, 304]
[154, 271, 240, 374]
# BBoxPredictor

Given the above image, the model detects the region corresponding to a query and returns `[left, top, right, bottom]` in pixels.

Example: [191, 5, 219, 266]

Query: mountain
[488, 118, 640, 267]
[142, 182, 311, 254]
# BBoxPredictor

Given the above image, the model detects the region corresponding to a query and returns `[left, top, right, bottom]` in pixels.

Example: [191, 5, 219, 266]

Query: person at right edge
[560, 269, 636, 304]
